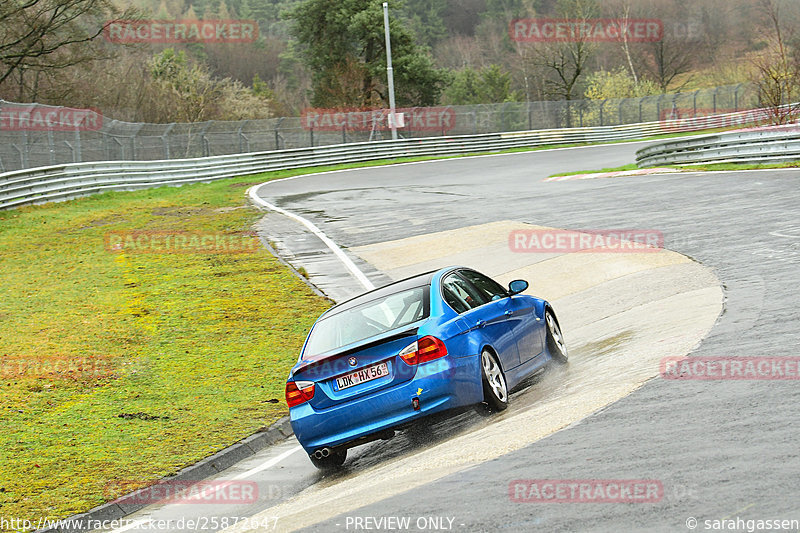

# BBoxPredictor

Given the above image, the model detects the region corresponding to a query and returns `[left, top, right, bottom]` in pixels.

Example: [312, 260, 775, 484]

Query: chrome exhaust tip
[312, 447, 332, 459]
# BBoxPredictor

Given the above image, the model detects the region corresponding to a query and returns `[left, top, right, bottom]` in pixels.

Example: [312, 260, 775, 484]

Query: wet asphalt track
[257, 142, 800, 532]
[104, 141, 800, 533]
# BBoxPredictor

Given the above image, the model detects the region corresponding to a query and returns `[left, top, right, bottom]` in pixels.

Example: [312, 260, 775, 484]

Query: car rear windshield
[303, 286, 429, 357]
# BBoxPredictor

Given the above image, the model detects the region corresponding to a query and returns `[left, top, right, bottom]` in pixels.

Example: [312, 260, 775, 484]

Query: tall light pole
[382, 2, 398, 140]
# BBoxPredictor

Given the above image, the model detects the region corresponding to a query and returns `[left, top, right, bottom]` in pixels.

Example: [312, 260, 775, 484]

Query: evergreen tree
[290, 0, 446, 108]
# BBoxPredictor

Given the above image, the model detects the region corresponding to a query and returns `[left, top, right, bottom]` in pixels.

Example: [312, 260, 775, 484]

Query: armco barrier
[0, 85, 756, 172]
[636, 125, 800, 167]
[0, 107, 786, 210]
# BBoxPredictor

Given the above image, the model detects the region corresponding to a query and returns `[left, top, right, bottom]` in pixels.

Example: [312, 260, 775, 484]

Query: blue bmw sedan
[285, 266, 568, 469]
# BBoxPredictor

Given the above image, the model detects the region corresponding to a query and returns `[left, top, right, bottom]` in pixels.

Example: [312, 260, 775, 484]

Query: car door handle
[475, 320, 486, 329]
[504, 310, 514, 316]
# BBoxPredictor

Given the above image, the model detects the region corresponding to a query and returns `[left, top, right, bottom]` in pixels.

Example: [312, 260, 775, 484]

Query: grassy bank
[0, 170, 337, 526]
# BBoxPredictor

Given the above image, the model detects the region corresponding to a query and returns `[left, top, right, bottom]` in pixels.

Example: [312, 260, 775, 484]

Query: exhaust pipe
[312, 447, 332, 459]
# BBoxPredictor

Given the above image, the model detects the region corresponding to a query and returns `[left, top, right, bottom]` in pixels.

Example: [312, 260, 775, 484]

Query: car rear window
[303, 286, 429, 357]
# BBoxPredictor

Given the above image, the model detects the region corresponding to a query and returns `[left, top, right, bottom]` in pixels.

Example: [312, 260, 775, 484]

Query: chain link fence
[0, 84, 757, 173]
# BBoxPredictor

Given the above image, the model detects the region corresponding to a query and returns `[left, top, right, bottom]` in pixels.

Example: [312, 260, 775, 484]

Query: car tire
[479, 349, 508, 413]
[309, 448, 347, 470]
[545, 310, 568, 364]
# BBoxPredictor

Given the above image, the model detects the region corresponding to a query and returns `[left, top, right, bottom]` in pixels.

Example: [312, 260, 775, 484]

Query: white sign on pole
[388, 112, 405, 128]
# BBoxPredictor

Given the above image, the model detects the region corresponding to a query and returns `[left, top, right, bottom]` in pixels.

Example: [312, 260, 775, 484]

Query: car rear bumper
[289, 354, 482, 453]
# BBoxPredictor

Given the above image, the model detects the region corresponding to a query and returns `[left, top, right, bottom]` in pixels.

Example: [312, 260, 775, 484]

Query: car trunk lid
[292, 327, 419, 409]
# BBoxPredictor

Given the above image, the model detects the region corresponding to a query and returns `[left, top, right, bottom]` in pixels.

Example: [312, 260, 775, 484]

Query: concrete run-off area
[227, 220, 722, 532]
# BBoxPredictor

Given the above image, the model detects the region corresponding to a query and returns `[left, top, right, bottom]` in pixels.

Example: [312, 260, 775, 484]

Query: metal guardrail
[0, 107, 784, 210]
[636, 125, 800, 167]
[0, 84, 755, 172]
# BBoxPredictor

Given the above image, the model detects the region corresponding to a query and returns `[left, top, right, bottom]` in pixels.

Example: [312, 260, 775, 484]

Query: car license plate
[335, 362, 389, 391]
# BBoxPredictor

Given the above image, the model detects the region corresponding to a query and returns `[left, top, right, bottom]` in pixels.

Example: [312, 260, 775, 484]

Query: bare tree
[751, 0, 800, 124]
[0, 0, 134, 92]
[619, 2, 638, 83]
[532, 0, 598, 126]
[635, 0, 697, 93]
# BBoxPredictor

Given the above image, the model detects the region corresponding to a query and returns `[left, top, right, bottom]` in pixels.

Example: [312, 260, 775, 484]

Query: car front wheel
[546, 310, 568, 364]
[479, 349, 508, 412]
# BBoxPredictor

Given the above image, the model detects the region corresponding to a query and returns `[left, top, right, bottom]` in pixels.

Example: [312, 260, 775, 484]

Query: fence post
[713, 87, 719, 113]
[200, 121, 213, 157]
[565, 100, 572, 128]
[73, 126, 82, 163]
[12, 144, 24, 169]
[310, 126, 314, 147]
[130, 123, 144, 160]
[639, 97, 643, 123]
[618, 99, 624, 124]
[47, 130, 55, 165]
[693, 90, 700, 117]
[22, 131, 30, 169]
[104, 120, 115, 160]
[161, 123, 175, 158]
[734, 83, 743, 111]
[342, 124, 347, 144]
[238, 120, 250, 152]
[528, 102, 532, 130]
[70, 103, 89, 163]
[106, 138, 123, 160]
[25, 104, 36, 168]
[599, 100, 606, 126]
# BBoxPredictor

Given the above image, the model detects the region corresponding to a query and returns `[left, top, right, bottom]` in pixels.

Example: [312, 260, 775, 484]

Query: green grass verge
[547, 164, 640, 178]
[668, 161, 800, 172]
[0, 169, 340, 526]
[548, 160, 800, 178]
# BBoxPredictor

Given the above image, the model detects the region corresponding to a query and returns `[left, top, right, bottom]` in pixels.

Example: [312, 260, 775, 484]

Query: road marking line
[232, 445, 303, 480]
[247, 186, 375, 291]
[246, 138, 687, 291]
[105, 446, 303, 533]
[108, 518, 150, 533]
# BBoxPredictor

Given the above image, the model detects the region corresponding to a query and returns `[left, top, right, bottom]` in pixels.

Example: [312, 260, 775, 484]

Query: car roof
[319, 268, 440, 319]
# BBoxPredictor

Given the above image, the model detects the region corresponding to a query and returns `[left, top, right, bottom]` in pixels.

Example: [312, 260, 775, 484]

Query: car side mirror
[508, 279, 528, 295]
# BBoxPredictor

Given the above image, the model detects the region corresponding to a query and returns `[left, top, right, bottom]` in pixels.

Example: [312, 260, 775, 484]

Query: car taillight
[285, 380, 315, 407]
[399, 336, 448, 366]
